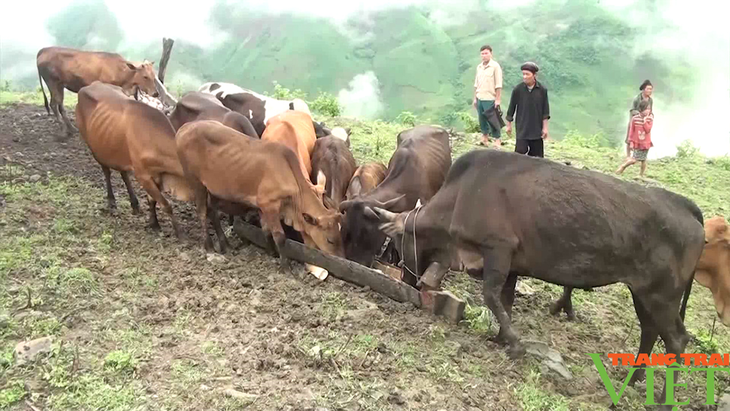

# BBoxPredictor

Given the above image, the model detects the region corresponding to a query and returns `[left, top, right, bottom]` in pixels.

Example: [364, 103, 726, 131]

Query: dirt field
[1, 103, 728, 411]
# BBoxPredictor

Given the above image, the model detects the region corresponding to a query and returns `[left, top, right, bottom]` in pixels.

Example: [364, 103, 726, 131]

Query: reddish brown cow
[75, 81, 193, 236]
[168, 91, 259, 138]
[37, 46, 158, 136]
[345, 162, 388, 200]
[175, 120, 344, 266]
[310, 136, 357, 209]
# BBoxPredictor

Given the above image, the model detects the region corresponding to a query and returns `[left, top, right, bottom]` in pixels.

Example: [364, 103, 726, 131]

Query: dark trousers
[515, 139, 544, 158]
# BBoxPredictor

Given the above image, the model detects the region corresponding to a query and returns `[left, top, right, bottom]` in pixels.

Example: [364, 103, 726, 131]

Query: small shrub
[0, 381, 26, 408]
[396, 111, 417, 127]
[676, 139, 700, 159]
[456, 111, 480, 133]
[104, 350, 138, 374]
[310, 92, 341, 117]
[0, 80, 11, 92]
[270, 81, 307, 101]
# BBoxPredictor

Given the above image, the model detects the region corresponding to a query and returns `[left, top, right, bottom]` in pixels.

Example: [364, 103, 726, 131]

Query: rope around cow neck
[400, 205, 422, 281]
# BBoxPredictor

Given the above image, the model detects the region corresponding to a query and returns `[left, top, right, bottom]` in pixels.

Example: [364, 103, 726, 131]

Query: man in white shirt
[473, 45, 504, 148]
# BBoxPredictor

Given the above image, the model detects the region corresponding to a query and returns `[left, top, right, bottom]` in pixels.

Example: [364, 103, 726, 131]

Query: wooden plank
[281, 239, 422, 307]
[232, 219, 275, 254]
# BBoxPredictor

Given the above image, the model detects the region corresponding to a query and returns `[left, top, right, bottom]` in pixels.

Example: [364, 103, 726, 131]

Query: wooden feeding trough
[232, 220, 465, 323]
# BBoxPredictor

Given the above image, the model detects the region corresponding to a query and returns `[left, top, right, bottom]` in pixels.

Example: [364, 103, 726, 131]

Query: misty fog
[1, 0, 728, 157]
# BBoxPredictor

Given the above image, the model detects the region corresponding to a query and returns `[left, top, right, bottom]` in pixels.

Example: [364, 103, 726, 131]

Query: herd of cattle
[32, 46, 730, 404]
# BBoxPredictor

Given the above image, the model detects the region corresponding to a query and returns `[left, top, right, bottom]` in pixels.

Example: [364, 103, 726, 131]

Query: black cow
[168, 91, 259, 138]
[373, 149, 705, 409]
[338, 125, 452, 279]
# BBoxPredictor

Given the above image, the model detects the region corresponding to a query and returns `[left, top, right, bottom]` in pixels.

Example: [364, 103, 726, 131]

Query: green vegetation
[1, 0, 698, 144]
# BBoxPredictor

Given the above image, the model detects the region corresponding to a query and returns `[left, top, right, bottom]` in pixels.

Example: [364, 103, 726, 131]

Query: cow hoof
[549, 302, 562, 316]
[147, 222, 161, 231]
[565, 311, 577, 321]
[508, 344, 526, 360]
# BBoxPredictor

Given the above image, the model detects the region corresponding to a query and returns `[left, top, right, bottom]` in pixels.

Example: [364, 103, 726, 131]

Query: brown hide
[346, 162, 387, 200]
[75, 81, 192, 235]
[695, 216, 730, 326]
[261, 110, 324, 196]
[310, 136, 357, 208]
[175, 120, 344, 257]
[168, 91, 259, 138]
[37, 46, 157, 135]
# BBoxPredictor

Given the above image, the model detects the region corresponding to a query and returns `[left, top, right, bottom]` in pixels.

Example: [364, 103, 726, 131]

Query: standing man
[473, 45, 503, 148]
[506, 62, 550, 158]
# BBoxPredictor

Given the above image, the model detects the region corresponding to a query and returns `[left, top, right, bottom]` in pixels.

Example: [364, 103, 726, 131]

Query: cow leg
[550, 286, 576, 321]
[635, 290, 690, 409]
[191, 181, 214, 252]
[138, 176, 181, 238]
[493, 271, 518, 345]
[479, 247, 524, 358]
[626, 290, 659, 386]
[260, 207, 289, 271]
[49, 85, 74, 137]
[119, 171, 140, 214]
[208, 197, 230, 254]
[58, 102, 76, 136]
[101, 165, 116, 211]
[146, 195, 160, 230]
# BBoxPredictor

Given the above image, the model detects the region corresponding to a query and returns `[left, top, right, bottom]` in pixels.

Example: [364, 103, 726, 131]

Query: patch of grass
[320, 291, 349, 321]
[20, 315, 63, 339]
[463, 303, 494, 335]
[515, 370, 571, 411]
[46, 374, 145, 411]
[201, 341, 225, 357]
[0, 380, 26, 408]
[104, 350, 138, 374]
[171, 359, 206, 385]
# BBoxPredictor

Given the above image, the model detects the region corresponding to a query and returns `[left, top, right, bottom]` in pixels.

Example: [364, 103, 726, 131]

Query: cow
[338, 125, 452, 275]
[372, 148, 705, 408]
[261, 110, 324, 196]
[75, 81, 193, 237]
[310, 136, 357, 210]
[694, 215, 730, 326]
[37, 46, 159, 136]
[174, 119, 344, 269]
[168, 91, 259, 138]
[345, 162, 388, 201]
[198, 82, 329, 137]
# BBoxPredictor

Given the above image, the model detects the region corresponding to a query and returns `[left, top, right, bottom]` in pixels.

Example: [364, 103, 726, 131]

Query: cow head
[313, 121, 331, 138]
[695, 216, 730, 326]
[339, 194, 405, 267]
[301, 210, 344, 258]
[124, 60, 159, 98]
[373, 206, 450, 289]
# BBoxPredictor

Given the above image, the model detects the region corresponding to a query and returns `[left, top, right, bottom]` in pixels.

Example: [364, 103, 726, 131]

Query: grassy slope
[2, 99, 730, 410]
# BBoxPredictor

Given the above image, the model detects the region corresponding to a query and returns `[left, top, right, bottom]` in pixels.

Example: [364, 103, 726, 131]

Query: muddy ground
[1, 103, 726, 411]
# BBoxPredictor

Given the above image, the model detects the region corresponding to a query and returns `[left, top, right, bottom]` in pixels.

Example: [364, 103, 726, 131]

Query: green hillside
[2, 0, 695, 145]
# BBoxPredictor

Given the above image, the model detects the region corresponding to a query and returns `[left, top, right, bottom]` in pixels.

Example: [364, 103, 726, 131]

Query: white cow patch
[330, 127, 349, 142]
[200, 81, 314, 124]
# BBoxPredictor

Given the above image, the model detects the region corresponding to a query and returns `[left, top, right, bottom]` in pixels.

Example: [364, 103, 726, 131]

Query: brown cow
[310, 136, 357, 209]
[75, 81, 193, 236]
[168, 91, 259, 138]
[37, 46, 158, 136]
[175, 120, 344, 267]
[688, 216, 730, 325]
[345, 162, 388, 201]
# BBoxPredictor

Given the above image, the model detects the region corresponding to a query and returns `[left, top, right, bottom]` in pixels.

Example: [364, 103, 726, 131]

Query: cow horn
[339, 199, 354, 213]
[372, 207, 398, 222]
[375, 194, 406, 210]
[364, 206, 379, 221]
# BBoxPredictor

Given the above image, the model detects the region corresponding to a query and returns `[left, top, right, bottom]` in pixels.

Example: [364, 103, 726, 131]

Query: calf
[339, 125, 452, 270]
[168, 91, 259, 137]
[75, 81, 193, 237]
[345, 162, 387, 200]
[310, 136, 357, 209]
[37, 46, 158, 136]
[374, 149, 705, 408]
[175, 120, 344, 267]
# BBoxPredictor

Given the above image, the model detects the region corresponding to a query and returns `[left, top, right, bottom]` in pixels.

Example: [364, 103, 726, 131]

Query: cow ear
[363, 206, 379, 221]
[303, 213, 318, 226]
[348, 176, 362, 198]
[373, 207, 405, 237]
[345, 127, 351, 135]
[316, 170, 327, 189]
[379, 193, 407, 210]
[126, 62, 137, 70]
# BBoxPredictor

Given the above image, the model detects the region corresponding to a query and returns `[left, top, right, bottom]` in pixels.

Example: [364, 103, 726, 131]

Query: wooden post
[158, 38, 174, 84]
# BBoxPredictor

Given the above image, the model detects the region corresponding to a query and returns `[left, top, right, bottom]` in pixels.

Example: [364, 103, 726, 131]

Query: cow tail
[38, 68, 50, 114]
[679, 271, 694, 322]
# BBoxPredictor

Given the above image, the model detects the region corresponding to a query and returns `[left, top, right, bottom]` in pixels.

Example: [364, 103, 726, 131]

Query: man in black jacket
[505, 62, 551, 158]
